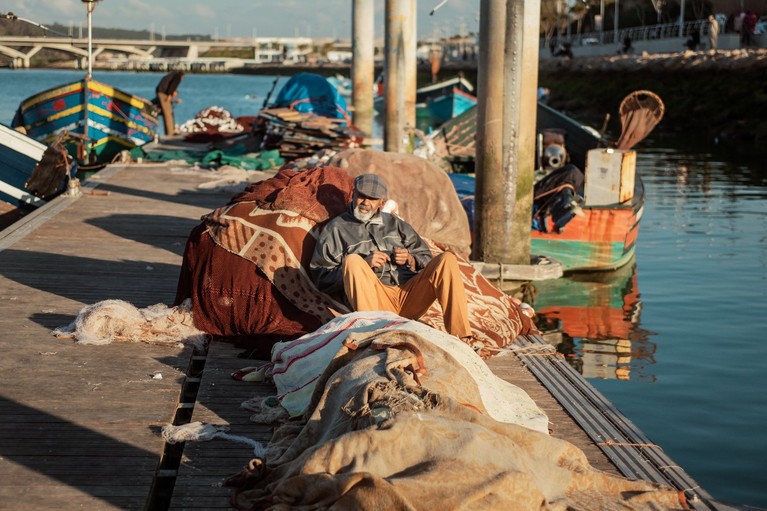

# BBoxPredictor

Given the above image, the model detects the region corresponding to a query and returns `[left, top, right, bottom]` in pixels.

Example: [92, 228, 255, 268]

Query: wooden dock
[0, 162, 721, 510]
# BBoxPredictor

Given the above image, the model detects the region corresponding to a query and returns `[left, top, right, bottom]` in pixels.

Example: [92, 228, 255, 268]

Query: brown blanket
[176, 165, 536, 351]
[226, 329, 686, 511]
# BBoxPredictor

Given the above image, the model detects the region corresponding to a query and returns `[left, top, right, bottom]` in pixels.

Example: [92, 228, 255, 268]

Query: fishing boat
[0, 123, 47, 208]
[425, 87, 478, 126]
[429, 91, 664, 272]
[10, 1, 158, 166]
[374, 75, 476, 123]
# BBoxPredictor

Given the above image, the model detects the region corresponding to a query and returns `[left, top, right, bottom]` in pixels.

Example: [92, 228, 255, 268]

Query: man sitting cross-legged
[310, 173, 472, 341]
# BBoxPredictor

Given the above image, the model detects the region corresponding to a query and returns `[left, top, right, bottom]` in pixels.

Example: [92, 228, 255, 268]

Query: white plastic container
[583, 148, 636, 206]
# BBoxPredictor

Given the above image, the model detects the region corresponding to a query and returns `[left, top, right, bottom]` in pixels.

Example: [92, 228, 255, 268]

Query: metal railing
[542, 19, 714, 51]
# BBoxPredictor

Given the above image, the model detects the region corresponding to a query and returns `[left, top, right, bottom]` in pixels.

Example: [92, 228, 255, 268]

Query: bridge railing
[541, 19, 713, 51]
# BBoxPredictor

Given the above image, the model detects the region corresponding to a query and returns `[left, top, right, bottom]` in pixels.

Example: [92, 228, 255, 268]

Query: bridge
[0, 35, 313, 69]
[1, 20, 761, 71]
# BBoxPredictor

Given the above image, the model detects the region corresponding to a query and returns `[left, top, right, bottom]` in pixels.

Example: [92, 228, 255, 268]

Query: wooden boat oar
[614, 90, 665, 150]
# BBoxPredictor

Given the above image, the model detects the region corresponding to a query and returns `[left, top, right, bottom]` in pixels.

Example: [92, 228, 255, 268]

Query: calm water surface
[1, 68, 766, 507]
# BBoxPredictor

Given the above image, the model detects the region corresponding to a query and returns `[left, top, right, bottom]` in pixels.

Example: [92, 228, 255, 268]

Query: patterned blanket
[176, 165, 537, 352]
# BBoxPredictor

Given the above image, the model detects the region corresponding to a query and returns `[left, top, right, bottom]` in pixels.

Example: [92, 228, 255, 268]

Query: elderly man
[310, 173, 472, 341]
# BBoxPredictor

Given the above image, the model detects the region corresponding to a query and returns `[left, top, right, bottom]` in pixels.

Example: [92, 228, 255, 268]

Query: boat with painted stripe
[12, 78, 158, 165]
[425, 87, 478, 126]
[0, 123, 47, 208]
[439, 102, 646, 272]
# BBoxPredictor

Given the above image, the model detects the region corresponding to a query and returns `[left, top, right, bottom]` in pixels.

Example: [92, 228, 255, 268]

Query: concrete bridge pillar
[186, 44, 199, 59]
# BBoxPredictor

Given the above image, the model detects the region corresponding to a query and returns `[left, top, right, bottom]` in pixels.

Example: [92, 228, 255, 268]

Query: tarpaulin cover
[271, 73, 350, 123]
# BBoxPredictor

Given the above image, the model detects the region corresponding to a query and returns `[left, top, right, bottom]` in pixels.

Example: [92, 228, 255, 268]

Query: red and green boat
[438, 101, 648, 272]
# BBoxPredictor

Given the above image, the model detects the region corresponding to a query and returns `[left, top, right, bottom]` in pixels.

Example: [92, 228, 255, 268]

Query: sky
[5, 0, 480, 40]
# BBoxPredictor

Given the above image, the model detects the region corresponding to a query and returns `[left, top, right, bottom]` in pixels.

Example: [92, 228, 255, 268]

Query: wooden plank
[168, 342, 274, 510]
[0, 163, 234, 511]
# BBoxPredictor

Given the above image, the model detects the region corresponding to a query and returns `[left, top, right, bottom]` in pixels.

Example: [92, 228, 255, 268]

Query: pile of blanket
[225, 317, 686, 511]
[175, 156, 536, 353]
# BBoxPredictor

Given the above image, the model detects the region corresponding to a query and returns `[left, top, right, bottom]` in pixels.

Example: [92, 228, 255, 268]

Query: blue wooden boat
[10, 1, 158, 166]
[374, 75, 475, 124]
[425, 87, 477, 126]
[11, 78, 158, 166]
[0, 123, 47, 208]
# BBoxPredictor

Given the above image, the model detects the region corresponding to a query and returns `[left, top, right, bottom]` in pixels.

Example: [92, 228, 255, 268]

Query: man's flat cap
[354, 173, 388, 199]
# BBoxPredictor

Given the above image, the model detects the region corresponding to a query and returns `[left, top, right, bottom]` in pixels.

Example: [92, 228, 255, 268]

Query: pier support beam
[474, 0, 541, 267]
[473, 0, 507, 262]
[404, 0, 417, 132]
[352, 0, 375, 135]
[503, 0, 540, 265]
[384, 0, 407, 153]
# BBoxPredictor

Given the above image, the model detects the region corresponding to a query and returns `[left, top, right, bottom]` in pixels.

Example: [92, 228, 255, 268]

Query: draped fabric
[226, 325, 687, 511]
[176, 165, 536, 352]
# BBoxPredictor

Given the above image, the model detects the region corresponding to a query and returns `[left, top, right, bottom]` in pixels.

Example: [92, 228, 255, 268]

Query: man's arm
[397, 218, 432, 270]
[309, 223, 346, 295]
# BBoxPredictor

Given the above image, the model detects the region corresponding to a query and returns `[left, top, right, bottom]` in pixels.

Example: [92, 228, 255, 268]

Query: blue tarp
[271, 73, 350, 123]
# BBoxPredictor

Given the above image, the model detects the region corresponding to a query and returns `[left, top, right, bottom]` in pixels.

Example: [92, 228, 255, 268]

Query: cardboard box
[584, 148, 636, 206]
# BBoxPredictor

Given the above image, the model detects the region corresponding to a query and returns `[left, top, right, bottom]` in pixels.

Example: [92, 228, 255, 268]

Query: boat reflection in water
[524, 258, 656, 381]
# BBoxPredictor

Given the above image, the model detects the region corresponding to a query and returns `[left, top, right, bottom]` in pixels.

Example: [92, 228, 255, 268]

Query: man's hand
[393, 247, 415, 270]
[365, 251, 391, 269]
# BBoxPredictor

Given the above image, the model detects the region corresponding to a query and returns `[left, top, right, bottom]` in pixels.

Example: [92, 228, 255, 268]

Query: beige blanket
[227, 328, 686, 511]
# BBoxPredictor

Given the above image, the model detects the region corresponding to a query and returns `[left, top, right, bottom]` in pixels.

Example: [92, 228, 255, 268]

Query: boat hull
[449, 173, 644, 273]
[0, 123, 47, 207]
[12, 79, 158, 164]
[426, 88, 477, 126]
[531, 188, 644, 272]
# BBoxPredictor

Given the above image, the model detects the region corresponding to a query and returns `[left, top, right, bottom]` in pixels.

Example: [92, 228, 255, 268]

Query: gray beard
[353, 205, 375, 222]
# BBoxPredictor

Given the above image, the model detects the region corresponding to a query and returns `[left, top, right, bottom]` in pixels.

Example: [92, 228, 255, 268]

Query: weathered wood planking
[0, 164, 231, 511]
[169, 342, 275, 510]
[0, 160, 625, 511]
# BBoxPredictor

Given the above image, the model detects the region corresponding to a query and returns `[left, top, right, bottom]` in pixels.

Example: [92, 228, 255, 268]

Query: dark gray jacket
[310, 207, 433, 296]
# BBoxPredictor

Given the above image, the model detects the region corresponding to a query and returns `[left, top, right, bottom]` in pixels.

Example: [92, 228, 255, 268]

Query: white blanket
[270, 311, 549, 434]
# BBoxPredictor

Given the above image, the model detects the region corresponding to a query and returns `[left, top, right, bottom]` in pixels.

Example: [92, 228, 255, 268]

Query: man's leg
[343, 254, 399, 313]
[399, 252, 471, 339]
[157, 92, 175, 135]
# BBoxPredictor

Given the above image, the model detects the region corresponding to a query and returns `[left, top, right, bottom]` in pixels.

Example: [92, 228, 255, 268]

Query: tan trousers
[343, 252, 471, 339]
[157, 92, 175, 135]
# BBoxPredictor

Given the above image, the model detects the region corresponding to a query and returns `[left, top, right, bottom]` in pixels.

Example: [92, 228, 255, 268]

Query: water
[2, 68, 766, 507]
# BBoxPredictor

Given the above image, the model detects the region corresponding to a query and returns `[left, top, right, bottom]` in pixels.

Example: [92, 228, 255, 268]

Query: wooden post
[404, 0, 417, 132]
[473, 0, 506, 262]
[384, 0, 407, 153]
[352, 0, 375, 135]
[502, 0, 540, 265]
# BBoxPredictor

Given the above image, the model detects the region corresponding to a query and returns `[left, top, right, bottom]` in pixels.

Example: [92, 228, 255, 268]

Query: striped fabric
[270, 310, 549, 434]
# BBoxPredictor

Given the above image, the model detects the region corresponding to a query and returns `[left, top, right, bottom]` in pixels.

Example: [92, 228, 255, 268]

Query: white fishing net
[52, 298, 208, 348]
[161, 421, 267, 457]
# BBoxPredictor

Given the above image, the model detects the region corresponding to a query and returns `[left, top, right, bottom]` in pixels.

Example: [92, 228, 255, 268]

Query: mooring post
[352, 0, 375, 135]
[404, 0, 417, 135]
[384, 0, 407, 152]
[473, 0, 507, 262]
[502, 0, 540, 265]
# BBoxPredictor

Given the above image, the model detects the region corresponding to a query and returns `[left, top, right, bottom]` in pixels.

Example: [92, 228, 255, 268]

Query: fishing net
[614, 90, 665, 150]
[52, 298, 208, 347]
